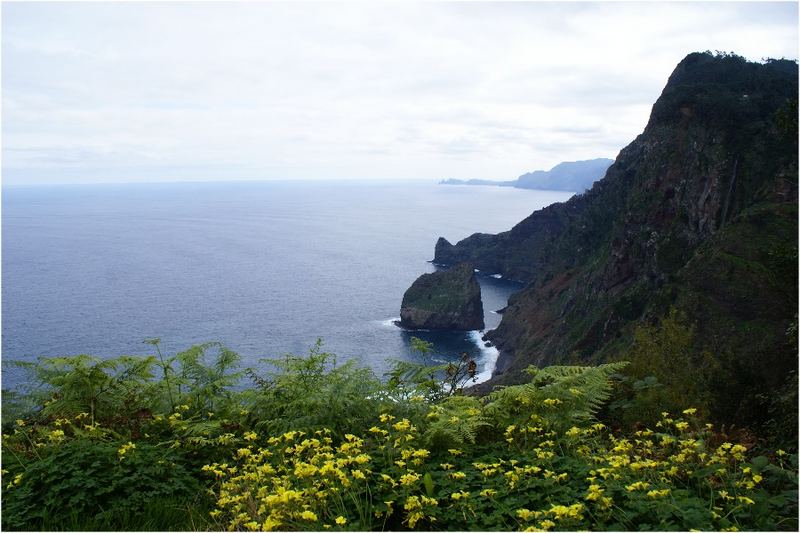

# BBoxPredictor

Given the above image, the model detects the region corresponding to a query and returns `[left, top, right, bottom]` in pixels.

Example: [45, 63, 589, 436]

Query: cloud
[2, 1, 797, 184]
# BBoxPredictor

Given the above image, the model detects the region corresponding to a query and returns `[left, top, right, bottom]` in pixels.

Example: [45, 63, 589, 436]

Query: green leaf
[750, 455, 770, 471]
[423, 472, 434, 497]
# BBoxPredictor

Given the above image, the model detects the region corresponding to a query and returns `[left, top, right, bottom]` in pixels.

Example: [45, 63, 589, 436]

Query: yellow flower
[335, 516, 347, 525]
[585, 484, 604, 501]
[399, 472, 420, 485]
[300, 510, 318, 521]
[392, 419, 412, 432]
[15, 419, 25, 427]
[625, 481, 650, 492]
[236, 447, 251, 458]
[682, 407, 697, 415]
[517, 508, 534, 521]
[117, 441, 136, 460]
[480, 488, 497, 498]
[737, 496, 755, 505]
[243, 431, 257, 441]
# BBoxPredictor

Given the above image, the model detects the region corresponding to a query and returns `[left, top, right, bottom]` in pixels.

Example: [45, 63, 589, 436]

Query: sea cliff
[432, 52, 798, 430]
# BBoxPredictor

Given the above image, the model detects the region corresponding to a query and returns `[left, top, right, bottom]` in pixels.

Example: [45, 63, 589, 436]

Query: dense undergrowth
[1, 339, 797, 531]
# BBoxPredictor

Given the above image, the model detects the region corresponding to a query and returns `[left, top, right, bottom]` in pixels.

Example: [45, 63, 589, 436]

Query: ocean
[1, 180, 573, 390]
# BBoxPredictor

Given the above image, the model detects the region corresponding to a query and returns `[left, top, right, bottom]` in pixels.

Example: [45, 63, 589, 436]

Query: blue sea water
[1, 181, 573, 390]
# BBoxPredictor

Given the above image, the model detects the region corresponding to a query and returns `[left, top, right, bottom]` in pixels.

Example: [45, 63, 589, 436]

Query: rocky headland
[399, 263, 485, 330]
[440, 158, 613, 192]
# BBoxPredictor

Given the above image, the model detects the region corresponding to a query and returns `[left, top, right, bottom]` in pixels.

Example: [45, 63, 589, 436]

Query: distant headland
[440, 158, 613, 192]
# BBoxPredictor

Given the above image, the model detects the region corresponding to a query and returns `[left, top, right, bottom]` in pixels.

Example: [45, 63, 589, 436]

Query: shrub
[2, 439, 201, 531]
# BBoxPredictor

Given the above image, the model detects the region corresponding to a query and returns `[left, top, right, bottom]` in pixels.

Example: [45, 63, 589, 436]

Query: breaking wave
[467, 330, 499, 385]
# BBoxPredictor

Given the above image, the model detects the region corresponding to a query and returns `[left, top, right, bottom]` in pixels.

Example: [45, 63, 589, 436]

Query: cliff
[399, 263, 485, 330]
[432, 52, 798, 429]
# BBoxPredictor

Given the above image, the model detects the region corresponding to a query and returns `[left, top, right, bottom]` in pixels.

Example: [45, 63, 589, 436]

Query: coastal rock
[399, 263, 484, 330]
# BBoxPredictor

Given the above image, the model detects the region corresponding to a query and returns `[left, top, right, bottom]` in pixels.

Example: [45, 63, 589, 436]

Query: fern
[422, 395, 491, 448]
[172, 343, 243, 414]
[245, 341, 388, 436]
[484, 361, 629, 431]
[10, 354, 159, 425]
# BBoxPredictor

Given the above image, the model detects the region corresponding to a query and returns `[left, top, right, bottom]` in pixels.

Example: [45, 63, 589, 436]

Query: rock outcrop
[399, 263, 484, 330]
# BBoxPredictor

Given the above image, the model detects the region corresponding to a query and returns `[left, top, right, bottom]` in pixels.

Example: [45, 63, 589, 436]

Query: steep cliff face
[433, 53, 798, 426]
[399, 263, 485, 330]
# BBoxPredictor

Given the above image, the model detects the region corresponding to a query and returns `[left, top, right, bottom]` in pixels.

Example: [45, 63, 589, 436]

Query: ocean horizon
[1, 180, 574, 390]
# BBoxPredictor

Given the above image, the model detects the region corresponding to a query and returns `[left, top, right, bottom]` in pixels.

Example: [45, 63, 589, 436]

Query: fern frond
[423, 395, 491, 448]
[484, 361, 628, 430]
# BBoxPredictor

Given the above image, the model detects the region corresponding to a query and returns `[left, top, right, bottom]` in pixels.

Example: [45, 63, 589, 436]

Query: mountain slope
[431, 52, 798, 429]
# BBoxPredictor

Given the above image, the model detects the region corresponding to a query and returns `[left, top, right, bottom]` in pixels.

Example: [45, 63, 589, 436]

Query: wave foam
[491, 273, 503, 279]
[377, 317, 401, 328]
[467, 330, 499, 385]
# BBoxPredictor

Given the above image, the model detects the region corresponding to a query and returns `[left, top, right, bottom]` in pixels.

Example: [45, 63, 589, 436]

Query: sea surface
[1, 181, 573, 390]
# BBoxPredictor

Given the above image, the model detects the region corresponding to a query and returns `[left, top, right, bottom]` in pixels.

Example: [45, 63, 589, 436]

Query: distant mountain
[440, 158, 614, 192]
[439, 178, 514, 187]
[515, 158, 614, 191]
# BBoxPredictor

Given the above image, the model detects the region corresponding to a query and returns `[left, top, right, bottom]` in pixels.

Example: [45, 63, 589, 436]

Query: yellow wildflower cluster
[191, 405, 789, 531]
[203, 415, 445, 531]
[117, 441, 136, 460]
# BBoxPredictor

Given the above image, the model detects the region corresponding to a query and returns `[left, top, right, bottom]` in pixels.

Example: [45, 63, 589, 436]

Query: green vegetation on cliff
[431, 52, 798, 439]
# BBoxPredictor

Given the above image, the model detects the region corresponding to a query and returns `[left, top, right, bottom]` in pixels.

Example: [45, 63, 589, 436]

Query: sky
[2, 1, 798, 185]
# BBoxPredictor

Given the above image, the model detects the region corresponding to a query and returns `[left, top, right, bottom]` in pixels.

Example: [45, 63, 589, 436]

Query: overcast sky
[2, 1, 797, 185]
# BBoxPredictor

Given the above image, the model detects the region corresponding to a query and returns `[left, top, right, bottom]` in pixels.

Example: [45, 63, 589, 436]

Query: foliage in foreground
[1, 341, 797, 531]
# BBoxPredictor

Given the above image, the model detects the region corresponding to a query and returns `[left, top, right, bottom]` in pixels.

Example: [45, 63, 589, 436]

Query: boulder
[399, 263, 484, 330]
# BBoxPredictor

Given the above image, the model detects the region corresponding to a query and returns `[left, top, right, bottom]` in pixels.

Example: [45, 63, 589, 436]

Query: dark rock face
[430, 52, 798, 428]
[399, 263, 485, 330]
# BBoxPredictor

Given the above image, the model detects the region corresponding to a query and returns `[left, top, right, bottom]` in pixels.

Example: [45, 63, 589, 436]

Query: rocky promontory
[399, 263, 484, 330]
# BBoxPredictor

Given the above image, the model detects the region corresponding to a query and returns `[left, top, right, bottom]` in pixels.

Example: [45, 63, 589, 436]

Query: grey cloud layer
[2, 2, 797, 184]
